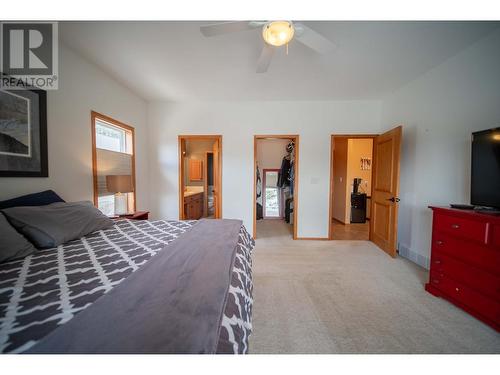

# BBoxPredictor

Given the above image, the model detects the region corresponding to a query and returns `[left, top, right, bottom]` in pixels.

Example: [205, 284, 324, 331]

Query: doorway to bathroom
[178, 135, 222, 220]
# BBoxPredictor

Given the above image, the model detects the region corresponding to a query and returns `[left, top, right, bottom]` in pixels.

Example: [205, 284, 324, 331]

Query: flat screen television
[471, 127, 500, 209]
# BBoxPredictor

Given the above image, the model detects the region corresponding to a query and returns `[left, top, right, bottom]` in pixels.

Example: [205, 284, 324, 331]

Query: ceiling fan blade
[256, 44, 274, 73]
[293, 22, 336, 54]
[200, 21, 261, 37]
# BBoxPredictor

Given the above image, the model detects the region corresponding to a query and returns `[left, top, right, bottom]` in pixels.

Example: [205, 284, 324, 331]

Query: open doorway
[329, 127, 402, 257]
[253, 135, 299, 240]
[329, 135, 375, 240]
[178, 135, 222, 220]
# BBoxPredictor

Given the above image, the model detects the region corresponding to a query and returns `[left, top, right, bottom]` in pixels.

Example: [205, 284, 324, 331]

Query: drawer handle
[435, 240, 444, 246]
[432, 279, 440, 284]
[434, 260, 441, 264]
[451, 224, 460, 229]
[455, 287, 460, 292]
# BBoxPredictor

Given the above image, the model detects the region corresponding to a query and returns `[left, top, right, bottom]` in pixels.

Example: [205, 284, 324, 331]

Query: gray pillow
[0, 213, 36, 263]
[2, 201, 115, 249]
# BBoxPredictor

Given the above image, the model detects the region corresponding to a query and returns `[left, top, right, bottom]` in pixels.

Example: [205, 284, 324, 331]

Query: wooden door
[370, 126, 402, 257]
[212, 139, 221, 219]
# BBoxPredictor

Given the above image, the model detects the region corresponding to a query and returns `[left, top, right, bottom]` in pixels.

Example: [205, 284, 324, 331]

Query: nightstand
[111, 211, 150, 221]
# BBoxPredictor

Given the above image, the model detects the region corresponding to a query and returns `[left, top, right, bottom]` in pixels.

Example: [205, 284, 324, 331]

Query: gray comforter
[0, 219, 254, 354]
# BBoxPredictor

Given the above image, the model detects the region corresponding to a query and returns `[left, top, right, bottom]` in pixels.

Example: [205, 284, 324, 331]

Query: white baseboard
[397, 243, 430, 270]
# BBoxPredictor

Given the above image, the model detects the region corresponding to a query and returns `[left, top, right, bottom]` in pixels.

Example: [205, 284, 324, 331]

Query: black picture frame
[0, 87, 48, 177]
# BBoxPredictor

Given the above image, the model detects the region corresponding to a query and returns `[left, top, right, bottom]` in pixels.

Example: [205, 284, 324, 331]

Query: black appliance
[471, 127, 500, 209]
[351, 193, 367, 223]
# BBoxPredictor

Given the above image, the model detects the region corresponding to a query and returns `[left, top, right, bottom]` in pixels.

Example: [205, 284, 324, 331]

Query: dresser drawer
[434, 212, 488, 244]
[432, 232, 500, 274]
[429, 273, 500, 324]
[430, 252, 500, 301]
[491, 224, 500, 250]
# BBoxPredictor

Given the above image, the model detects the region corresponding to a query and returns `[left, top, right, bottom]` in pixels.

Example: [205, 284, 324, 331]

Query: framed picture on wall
[0, 86, 48, 177]
[360, 157, 372, 170]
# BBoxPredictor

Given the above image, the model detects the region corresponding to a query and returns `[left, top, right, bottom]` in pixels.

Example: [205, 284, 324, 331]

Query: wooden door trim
[178, 135, 222, 220]
[91, 111, 136, 212]
[262, 168, 282, 219]
[253, 135, 299, 240]
[328, 134, 377, 240]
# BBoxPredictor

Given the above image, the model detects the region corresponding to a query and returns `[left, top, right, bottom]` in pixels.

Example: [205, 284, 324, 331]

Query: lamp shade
[106, 175, 134, 193]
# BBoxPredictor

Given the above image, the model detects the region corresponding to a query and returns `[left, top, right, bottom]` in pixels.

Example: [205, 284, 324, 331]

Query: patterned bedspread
[0, 219, 254, 354]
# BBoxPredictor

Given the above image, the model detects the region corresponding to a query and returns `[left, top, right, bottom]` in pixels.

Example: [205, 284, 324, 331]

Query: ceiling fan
[200, 21, 335, 73]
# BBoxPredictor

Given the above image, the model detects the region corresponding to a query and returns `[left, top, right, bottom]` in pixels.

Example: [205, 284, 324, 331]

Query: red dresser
[426, 207, 500, 331]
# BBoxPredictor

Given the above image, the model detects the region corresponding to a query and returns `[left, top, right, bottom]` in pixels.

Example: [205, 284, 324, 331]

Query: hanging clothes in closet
[277, 140, 295, 224]
[278, 141, 295, 189]
[256, 165, 263, 220]
[277, 158, 291, 188]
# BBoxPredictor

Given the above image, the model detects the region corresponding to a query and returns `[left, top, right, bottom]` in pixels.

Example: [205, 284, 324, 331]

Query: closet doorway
[178, 135, 222, 220]
[253, 135, 299, 240]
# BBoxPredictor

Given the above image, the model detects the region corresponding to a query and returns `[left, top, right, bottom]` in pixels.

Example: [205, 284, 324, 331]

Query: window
[91, 112, 135, 217]
[95, 121, 127, 153]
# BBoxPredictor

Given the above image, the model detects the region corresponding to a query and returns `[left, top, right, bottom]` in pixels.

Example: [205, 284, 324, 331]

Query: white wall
[0, 44, 149, 210]
[148, 100, 381, 236]
[380, 28, 500, 268]
[256, 138, 290, 170]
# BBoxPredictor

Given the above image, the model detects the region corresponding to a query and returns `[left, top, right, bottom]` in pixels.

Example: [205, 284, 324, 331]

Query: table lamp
[106, 175, 134, 215]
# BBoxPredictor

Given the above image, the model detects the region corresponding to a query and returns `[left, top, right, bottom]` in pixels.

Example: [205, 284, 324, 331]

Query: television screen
[471, 127, 500, 208]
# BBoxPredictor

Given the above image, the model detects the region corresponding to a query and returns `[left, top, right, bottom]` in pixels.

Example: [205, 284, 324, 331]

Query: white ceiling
[60, 21, 499, 101]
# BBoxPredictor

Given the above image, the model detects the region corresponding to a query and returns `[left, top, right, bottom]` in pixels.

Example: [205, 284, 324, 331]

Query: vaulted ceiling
[60, 21, 499, 101]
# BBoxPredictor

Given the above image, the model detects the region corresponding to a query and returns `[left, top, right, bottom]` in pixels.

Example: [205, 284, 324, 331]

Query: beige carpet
[250, 220, 500, 354]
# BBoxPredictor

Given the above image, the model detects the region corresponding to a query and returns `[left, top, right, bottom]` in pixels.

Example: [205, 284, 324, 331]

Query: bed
[0, 218, 254, 354]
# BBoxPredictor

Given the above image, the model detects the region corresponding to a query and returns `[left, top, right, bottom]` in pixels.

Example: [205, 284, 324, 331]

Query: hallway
[331, 220, 370, 240]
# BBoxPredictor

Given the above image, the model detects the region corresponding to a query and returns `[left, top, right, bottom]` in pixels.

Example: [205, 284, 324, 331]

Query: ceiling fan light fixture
[262, 21, 294, 47]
